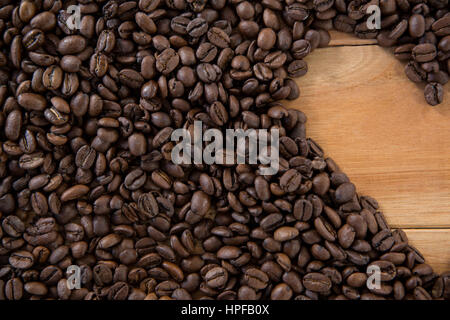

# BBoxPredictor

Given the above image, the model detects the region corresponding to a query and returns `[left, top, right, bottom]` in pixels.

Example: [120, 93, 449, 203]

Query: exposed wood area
[284, 32, 450, 273]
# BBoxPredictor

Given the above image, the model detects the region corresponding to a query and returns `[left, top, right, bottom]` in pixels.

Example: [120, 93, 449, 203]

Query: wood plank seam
[327, 43, 379, 48]
[285, 35, 450, 271]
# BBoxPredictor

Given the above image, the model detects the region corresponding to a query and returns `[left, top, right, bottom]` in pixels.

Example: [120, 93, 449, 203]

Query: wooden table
[285, 31, 450, 274]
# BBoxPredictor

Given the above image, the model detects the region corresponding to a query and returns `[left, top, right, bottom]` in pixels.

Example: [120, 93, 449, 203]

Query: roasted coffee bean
[314, 217, 337, 241]
[337, 224, 356, 249]
[5, 278, 23, 300]
[369, 260, 397, 281]
[405, 61, 427, 83]
[58, 36, 87, 55]
[280, 169, 302, 192]
[303, 273, 332, 293]
[108, 282, 129, 300]
[432, 16, 450, 37]
[209, 101, 229, 126]
[412, 44, 437, 62]
[244, 268, 269, 290]
[197, 63, 221, 83]
[409, 14, 426, 38]
[42, 65, 63, 90]
[5, 110, 22, 141]
[156, 49, 180, 75]
[171, 16, 190, 35]
[9, 250, 34, 269]
[119, 69, 145, 89]
[24, 282, 48, 296]
[274, 226, 299, 242]
[287, 60, 308, 78]
[334, 15, 356, 33]
[197, 43, 218, 63]
[335, 183, 356, 204]
[372, 230, 395, 252]
[18, 93, 46, 111]
[205, 267, 228, 288]
[60, 185, 90, 202]
[75, 145, 96, 170]
[187, 18, 208, 37]
[128, 133, 147, 156]
[394, 44, 415, 61]
[125, 169, 147, 190]
[90, 53, 108, 77]
[138, 192, 159, 220]
[135, 12, 156, 34]
[312, 172, 330, 196]
[208, 27, 230, 49]
[424, 82, 444, 106]
[271, 283, 293, 300]
[2, 216, 25, 237]
[258, 28, 277, 51]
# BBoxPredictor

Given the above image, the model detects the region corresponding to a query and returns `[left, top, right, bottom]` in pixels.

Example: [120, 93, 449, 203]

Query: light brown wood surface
[284, 32, 450, 274]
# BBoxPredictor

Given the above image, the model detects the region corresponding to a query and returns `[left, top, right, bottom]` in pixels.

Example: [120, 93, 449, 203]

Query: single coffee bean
[138, 192, 159, 220]
[2, 216, 25, 237]
[274, 226, 299, 242]
[335, 182, 356, 203]
[409, 14, 426, 38]
[431, 16, 450, 37]
[9, 250, 34, 269]
[5, 278, 23, 300]
[60, 55, 82, 73]
[75, 145, 96, 169]
[187, 18, 208, 37]
[244, 268, 269, 290]
[372, 230, 395, 252]
[171, 16, 190, 35]
[412, 43, 437, 62]
[271, 283, 293, 300]
[424, 82, 444, 106]
[5, 110, 22, 141]
[60, 185, 90, 202]
[191, 191, 211, 217]
[405, 60, 427, 83]
[314, 217, 337, 241]
[18, 93, 46, 111]
[205, 267, 228, 288]
[42, 65, 63, 90]
[258, 28, 277, 51]
[303, 273, 332, 293]
[128, 133, 147, 156]
[197, 42, 218, 63]
[58, 35, 87, 55]
[119, 69, 145, 89]
[287, 60, 308, 77]
[156, 48, 180, 75]
[197, 63, 222, 83]
[338, 224, 356, 248]
[207, 27, 230, 48]
[24, 282, 48, 296]
[124, 169, 147, 191]
[280, 169, 302, 192]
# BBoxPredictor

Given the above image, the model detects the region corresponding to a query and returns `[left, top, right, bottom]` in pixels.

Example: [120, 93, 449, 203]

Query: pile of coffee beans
[335, 0, 449, 106]
[0, 0, 449, 301]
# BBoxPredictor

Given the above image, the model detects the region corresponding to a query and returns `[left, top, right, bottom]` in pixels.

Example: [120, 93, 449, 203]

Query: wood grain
[404, 229, 450, 275]
[284, 34, 450, 272]
[329, 31, 378, 46]
[285, 45, 450, 228]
